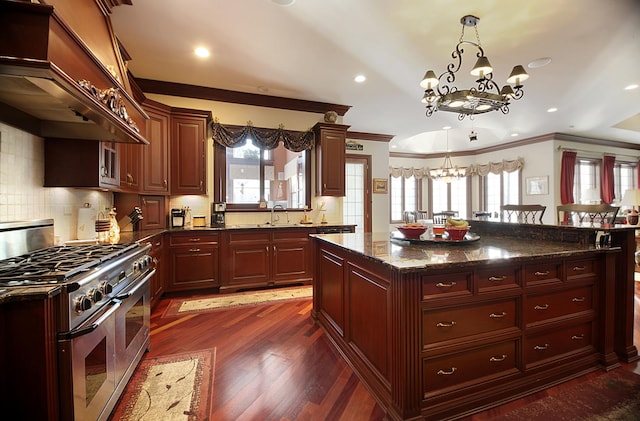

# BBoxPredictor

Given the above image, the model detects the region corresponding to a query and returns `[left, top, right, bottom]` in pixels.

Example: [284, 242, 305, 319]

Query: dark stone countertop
[311, 230, 618, 273]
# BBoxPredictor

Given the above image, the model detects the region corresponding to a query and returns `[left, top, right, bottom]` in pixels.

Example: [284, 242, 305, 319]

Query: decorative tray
[390, 231, 480, 245]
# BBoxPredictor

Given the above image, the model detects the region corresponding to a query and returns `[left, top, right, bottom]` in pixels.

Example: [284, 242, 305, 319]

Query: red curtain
[601, 155, 615, 204]
[560, 151, 577, 204]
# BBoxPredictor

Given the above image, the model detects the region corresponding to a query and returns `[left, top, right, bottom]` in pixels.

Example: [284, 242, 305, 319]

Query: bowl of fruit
[396, 223, 427, 239]
[445, 218, 470, 241]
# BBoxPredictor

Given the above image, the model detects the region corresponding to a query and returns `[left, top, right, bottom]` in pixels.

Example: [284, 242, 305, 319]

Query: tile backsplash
[0, 123, 112, 243]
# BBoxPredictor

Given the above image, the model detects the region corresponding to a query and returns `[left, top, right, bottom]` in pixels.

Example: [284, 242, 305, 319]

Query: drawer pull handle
[489, 312, 506, 318]
[572, 297, 586, 303]
[488, 276, 507, 282]
[437, 367, 457, 376]
[534, 344, 549, 350]
[572, 265, 586, 271]
[189, 248, 200, 253]
[534, 270, 550, 276]
[435, 282, 456, 288]
[436, 321, 456, 328]
[189, 238, 200, 242]
[534, 304, 549, 310]
[571, 334, 585, 340]
[489, 354, 507, 362]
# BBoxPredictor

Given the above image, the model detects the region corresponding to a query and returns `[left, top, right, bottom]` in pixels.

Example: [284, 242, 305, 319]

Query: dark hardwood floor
[133, 282, 640, 421]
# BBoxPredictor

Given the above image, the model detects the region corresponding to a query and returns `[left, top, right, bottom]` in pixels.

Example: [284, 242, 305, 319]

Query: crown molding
[347, 131, 394, 142]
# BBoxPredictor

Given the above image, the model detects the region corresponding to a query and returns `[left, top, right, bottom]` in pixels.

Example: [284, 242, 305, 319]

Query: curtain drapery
[211, 121, 314, 152]
[601, 155, 615, 204]
[560, 150, 577, 204]
[389, 157, 524, 179]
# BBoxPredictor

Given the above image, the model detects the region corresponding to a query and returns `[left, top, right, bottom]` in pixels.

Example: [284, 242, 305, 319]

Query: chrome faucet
[271, 204, 289, 225]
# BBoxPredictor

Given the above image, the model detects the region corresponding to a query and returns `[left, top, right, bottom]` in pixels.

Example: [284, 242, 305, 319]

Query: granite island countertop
[312, 231, 618, 273]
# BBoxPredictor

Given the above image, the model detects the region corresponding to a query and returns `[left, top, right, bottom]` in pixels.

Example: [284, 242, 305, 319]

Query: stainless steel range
[0, 219, 155, 421]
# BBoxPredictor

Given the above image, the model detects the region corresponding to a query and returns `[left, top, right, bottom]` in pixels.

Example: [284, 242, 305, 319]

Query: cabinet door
[148, 234, 165, 309]
[100, 141, 120, 189]
[224, 231, 271, 287]
[140, 196, 166, 230]
[171, 115, 207, 195]
[167, 246, 219, 291]
[272, 230, 312, 282]
[314, 123, 348, 196]
[142, 105, 170, 194]
[119, 143, 141, 192]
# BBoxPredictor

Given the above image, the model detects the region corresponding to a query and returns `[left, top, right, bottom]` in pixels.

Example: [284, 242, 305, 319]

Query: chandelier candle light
[430, 130, 465, 183]
[420, 15, 529, 119]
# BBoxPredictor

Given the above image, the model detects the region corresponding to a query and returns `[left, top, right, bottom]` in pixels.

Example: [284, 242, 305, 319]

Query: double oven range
[0, 220, 155, 421]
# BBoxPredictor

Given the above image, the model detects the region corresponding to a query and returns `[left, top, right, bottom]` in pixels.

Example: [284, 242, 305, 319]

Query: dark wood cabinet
[119, 142, 142, 192]
[148, 233, 165, 309]
[313, 122, 349, 196]
[170, 110, 211, 195]
[167, 232, 219, 292]
[142, 101, 170, 194]
[114, 193, 167, 230]
[221, 228, 313, 292]
[45, 139, 120, 189]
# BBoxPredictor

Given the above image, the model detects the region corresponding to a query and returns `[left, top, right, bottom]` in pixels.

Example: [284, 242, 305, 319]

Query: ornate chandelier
[430, 130, 465, 183]
[420, 15, 529, 120]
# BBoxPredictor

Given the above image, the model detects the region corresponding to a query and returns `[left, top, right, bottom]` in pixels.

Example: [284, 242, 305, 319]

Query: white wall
[0, 123, 113, 243]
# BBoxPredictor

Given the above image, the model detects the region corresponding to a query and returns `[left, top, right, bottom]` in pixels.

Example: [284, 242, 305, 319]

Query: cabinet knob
[163, 180, 168, 188]
[189, 248, 200, 253]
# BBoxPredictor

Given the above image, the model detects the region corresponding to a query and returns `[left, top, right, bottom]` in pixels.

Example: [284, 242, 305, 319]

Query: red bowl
[397, 225, 427, 239]
[445, 227, 469, 241]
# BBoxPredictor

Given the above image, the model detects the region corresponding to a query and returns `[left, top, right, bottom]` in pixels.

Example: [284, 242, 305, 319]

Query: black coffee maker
[211, 202, 226, 227]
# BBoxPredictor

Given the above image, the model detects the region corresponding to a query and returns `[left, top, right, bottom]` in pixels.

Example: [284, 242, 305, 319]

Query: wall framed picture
[373, 178, 388, 194]
[526, 176, 549, 195]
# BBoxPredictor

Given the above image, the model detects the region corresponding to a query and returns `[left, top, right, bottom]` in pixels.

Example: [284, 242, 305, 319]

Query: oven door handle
[58, 300, 122, 340]
[114, 268, 156, 300]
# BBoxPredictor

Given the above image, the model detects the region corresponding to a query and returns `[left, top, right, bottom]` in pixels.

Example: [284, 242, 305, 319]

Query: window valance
[211, 120, 315, 152]
[389, 157, 524, 179]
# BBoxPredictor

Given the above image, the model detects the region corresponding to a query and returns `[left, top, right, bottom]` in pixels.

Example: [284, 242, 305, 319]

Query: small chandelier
[430, 130, 465, 183]
[420, 15, 529, 120]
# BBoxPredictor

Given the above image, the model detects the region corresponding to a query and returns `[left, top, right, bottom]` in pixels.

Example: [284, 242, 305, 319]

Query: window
[574, 158, 600, 203]
[390, 175, 420, 222]
[215, 140, 311, 210]
[430, 177, 468, 218]
[483, 170, 520, 216]
[614, 162, 636, 205]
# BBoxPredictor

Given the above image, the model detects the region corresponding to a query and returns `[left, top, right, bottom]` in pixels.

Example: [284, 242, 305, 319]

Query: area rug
[109, 349, 216, 421]
[162, 285, 312, 318]
[494, 368, 640, 420]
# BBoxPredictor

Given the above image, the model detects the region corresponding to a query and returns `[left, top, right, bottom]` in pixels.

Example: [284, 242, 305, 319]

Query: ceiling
[109, 0, 640, 155]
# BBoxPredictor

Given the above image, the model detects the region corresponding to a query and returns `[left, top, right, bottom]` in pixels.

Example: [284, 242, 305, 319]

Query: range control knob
[74, 296, 92, 312]
[87, 288, 103, 303]
[99, 281, 113, 295]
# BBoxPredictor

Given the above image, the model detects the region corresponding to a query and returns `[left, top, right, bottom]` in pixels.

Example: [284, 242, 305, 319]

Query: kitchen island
[311, 221, 634, 420]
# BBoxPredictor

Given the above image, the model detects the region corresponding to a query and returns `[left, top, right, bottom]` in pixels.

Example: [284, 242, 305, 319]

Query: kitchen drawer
[170, 232, 219, 246]
[422, 271, 472, 301]
[525, 322, 594, 366]
[423, 299, 517, 346]
[422, 340, 518, 397]
[525, 286, 593, 326]
[227, 231, 270, 244]
[565, 258, 598, 282]
[477, 265, 521, 293]
[523, 261, 562, 287]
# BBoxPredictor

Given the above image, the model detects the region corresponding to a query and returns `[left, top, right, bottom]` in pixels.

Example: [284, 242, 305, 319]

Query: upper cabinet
[119, 143, 142, 192]
[141, 101, 171, 194]
[0, 1, 149, 144]
[171, 109, 212, 195]
[313, 122, 349, 196]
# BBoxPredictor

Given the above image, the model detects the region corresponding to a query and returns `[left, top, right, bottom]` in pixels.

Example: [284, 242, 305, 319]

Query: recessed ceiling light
[511, 133, 519, 137]
[354, 75, 366, 83]
[272, 0, 296, 5]
[547, 107, 558, 113]
[625, 84, 639, 90]
[442, 126, 452, 130]
[194, 47, 210, 58]
[391, 144, 397, 149]
[528, 57, 552, 68]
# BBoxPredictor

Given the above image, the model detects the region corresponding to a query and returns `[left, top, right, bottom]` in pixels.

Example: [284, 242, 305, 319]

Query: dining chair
[501, 204, 546, 224]
[556, 204, 619, 226]
[432, 210, 458, 224]
[402, 211, 417, 223]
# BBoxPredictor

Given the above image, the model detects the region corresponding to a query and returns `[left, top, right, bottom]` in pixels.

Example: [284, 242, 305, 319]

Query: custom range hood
[0, 0, 149, 144]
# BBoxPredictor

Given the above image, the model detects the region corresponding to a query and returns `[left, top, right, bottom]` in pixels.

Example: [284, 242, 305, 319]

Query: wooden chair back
[432, 211, 458, 224]
[556, 204, 619, 225]
[501, 204, 546, 224]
